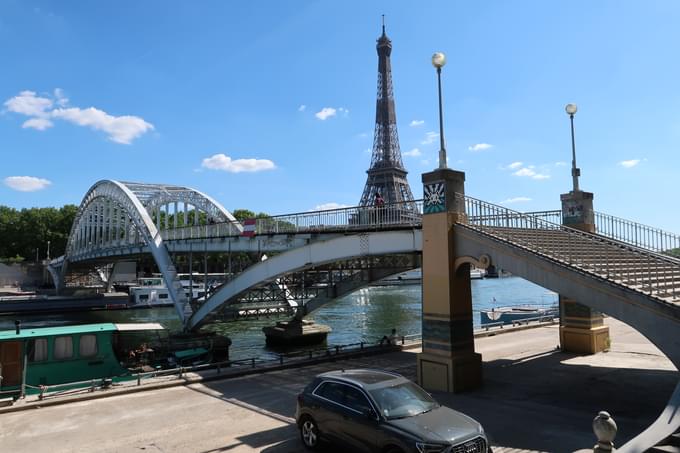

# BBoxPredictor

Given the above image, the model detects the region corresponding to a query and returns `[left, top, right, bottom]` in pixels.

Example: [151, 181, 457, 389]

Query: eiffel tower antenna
[358, 22, 415, 207]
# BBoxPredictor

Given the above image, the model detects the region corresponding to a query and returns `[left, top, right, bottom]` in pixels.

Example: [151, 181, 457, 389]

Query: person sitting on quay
[380, 328, 398, 346]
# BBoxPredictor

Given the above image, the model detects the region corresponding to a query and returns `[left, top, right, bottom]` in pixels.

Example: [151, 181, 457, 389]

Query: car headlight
[415, 442, 448, 453]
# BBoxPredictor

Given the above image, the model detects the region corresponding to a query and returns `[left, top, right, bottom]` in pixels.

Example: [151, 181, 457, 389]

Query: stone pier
[417, 168, 482, 393]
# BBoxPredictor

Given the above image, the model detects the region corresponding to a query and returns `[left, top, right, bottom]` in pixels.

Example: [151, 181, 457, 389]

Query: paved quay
[0, 318, 677, 453]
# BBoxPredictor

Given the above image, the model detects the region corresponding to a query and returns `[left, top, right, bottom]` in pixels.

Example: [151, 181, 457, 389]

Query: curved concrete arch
[454, 224, 680, 369]
[188, 229, 423, 329]
[65, 180, 190, 323]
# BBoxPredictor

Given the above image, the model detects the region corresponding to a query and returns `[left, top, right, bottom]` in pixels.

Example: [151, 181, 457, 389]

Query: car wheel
[300, 416, 320, 450]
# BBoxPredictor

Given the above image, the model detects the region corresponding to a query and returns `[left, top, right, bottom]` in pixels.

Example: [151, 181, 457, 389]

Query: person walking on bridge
[374, 192, 385, 224]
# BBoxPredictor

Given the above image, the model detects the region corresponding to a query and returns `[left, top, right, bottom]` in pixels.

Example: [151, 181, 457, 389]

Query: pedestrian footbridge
[50, 180, 680, 370]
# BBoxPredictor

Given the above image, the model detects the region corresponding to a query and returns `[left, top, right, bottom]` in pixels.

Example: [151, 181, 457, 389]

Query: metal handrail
[594, 211, 680, 256]
[3, 337, 418, 402]
[158, 200, 424, 241]
[462, 194, 680, 302]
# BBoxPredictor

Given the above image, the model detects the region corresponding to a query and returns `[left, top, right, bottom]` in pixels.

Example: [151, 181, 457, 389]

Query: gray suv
[295, 369, 491, 453]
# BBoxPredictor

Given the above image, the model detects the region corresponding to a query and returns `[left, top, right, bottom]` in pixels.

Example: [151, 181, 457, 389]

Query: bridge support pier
[417, 169, 482, 393]
[559, 190, 610, 354]
[560, 297, 610, 354]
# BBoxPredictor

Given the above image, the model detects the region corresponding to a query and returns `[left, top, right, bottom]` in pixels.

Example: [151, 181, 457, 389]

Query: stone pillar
[559, 190, 610, 354]
[417, 168, 482, 393]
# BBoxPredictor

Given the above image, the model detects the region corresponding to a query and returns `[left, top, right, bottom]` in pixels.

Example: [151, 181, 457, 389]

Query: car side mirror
[363, 408, 377, 420]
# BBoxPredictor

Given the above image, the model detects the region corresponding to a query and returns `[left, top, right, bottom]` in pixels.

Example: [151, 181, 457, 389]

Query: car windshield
[368, 381, 439, 419]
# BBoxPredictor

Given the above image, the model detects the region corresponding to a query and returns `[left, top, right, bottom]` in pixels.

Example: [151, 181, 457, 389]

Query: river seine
[0, 276, 556, 360]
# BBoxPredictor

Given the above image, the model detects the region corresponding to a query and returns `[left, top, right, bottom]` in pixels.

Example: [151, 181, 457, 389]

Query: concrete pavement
[0, 317, 676, 453]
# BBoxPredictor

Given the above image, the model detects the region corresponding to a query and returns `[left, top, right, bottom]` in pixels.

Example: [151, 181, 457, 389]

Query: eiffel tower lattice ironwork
[358, 24, 416, 210]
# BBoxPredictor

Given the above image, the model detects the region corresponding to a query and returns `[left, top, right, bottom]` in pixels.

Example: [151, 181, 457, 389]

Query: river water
[0, 276, 556, 360]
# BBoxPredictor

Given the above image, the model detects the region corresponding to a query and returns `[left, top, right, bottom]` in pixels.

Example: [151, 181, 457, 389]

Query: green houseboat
[0, 322, 167, 397]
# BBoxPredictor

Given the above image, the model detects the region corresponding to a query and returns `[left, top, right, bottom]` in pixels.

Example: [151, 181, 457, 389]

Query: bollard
[593, 411, 617, 452]
[179, 367, 183, 379]
[335, 346, 340, 355]
[251, 358, 255, 368]
[360, 342, 364, 350]
[137, 374, 141, 386]
[279, 356, 284, 365]
[39, 385, 45, 400]
[401, 336, 404, 345]
[90, 379, 95, 392]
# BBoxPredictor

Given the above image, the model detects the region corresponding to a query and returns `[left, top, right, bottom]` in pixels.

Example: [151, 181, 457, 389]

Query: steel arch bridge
[52, 180, 242, 324]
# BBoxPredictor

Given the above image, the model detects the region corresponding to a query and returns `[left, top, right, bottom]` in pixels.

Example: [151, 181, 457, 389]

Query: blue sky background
[1, 1, 680, 231]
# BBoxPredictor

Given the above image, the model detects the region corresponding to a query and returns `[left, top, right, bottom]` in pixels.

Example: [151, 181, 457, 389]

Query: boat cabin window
[54, 336, 74, 359]
[139, 294, 149, 301]
[28, 338, 48, 362]
[79, 334, 98, 357]
[159, 293, 168, 299]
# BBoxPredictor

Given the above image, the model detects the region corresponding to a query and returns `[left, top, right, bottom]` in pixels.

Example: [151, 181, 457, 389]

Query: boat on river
[0, 322, 230, 399]
[128, 277, 206, 307]
[480, 304, 558, 326]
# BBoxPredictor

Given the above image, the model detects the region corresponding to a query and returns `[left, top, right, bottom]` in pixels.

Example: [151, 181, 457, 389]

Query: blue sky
[2, 1, 680, 232]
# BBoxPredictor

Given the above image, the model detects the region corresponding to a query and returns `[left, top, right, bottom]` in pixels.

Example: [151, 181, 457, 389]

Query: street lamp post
[432, 52, 447, 169]
[565, 103, 580, 192]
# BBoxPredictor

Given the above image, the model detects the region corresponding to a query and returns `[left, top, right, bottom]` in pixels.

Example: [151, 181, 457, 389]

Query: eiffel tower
[358, 23, 415, 208]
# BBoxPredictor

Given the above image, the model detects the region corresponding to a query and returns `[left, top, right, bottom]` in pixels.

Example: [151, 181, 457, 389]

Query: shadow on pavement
[189, 348, 677, 453]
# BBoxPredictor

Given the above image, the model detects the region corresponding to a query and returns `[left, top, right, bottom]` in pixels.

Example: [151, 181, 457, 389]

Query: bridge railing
[254, 200, 423, 234]
[462, 194, 680, 301]
[505, 209, 680, 258]
[159, 200, 424, 240]
[593, 211, 680, 256]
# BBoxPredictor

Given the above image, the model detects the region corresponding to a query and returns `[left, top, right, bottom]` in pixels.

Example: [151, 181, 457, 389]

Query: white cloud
[619, 159, 641, 168]
[403, 148, 421, 157]
[421, 131, 439, 145]
[54, 88, 69, 106]
[3, 89, 154, 144]
[3, 91, 53, 117]
[201, 153, 276, 173]
[468, 143, 493, 152]
[500, 197, 532, 204]
[4, 176, 52, 192]
[22, 118, 53, 130]
[315, 107, 337, 120]
[298, 104, 306, 112]
[554, 161, 567, 167]
[314, 202, 350, 211]
[410, 120, 424, 127]
[510, 164, 550, 180]
[51, 107, 154, 144]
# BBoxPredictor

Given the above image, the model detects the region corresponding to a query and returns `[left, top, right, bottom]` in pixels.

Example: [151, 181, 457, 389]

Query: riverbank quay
[1, 318, 676, 453]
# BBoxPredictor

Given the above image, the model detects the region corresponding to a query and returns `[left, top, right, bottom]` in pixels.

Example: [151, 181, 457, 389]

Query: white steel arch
[63, 180, 244, 325]
[188, 229, 422, 329]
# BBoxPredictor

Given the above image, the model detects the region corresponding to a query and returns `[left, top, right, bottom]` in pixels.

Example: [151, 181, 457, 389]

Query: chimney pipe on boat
[15, 320, 20, 335]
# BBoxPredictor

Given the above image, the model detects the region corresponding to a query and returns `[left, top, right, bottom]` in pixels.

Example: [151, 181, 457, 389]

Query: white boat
[375, 267, 486, 286]
[128, 278, 206, 307]
[480, 304, 558, 326]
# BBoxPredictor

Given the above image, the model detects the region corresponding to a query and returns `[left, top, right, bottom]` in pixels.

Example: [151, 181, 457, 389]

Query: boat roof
[0, 322, 164, 340]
